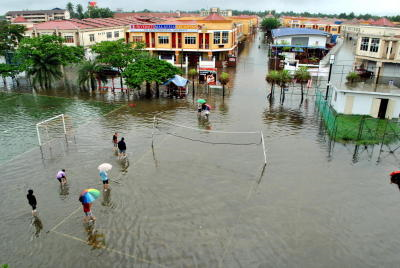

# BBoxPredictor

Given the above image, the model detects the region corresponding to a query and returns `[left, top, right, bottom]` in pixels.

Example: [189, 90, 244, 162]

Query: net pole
[61, 114, 68, 145]
[260, 131, 267, 166]
[151, 115, 156, 148]
[36, 123, 44, 159]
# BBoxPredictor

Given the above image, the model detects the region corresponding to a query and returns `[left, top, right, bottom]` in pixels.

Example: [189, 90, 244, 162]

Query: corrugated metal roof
[272, 28, 328, 38]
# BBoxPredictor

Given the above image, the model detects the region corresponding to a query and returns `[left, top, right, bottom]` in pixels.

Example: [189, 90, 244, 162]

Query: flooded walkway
[1, 33, 400, 267]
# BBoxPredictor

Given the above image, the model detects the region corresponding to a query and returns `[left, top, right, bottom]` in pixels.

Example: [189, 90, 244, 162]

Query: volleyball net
[151, 116, 267, 181]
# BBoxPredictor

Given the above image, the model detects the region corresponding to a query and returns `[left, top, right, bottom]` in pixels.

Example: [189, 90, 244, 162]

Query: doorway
[378, 98, 389, 119]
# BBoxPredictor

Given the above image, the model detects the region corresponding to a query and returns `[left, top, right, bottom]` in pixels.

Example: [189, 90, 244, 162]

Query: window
[132, 36, 143, 43]
[114, 31, 119, 38]
[360, 37, 369, 51]
[213, 32, 221, 44]
[319, 27, 325, 31]
[370, 38, 380, 53]
[158, 36, 169, 44]
[64, 36, 74, 43]
[331, 27, 337, 31]
[106, 32, 112, 38]
[184, 36, 196, 44]
[222, 31, 229, 44]
[89, 34, 95, 42]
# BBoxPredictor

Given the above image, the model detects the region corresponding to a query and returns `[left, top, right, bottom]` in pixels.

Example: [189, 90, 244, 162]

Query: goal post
[36, 114, 67, 147]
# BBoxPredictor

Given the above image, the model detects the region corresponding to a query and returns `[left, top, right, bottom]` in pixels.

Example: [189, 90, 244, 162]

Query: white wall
[274, 35, 327, 47]
[331, 88, 400, 118]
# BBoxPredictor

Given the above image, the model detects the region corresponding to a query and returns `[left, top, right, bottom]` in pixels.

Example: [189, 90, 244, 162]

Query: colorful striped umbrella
[80, 188, 101, 204]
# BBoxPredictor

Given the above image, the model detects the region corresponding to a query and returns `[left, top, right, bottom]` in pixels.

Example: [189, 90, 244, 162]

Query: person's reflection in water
[84, 222, 105, 249]
[59, 184, 69, 199]
[101, 189, 112, 207]
[32, 216, 43, 238]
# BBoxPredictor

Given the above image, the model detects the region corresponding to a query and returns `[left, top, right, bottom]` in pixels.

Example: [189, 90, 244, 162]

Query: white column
[387, 41, 393, 60]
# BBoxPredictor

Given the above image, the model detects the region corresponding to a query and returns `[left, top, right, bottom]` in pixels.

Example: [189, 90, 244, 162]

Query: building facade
[280, 16, 343, 36]
[126, 14, 240, 66]
[6, 8, 70, 23]
[200, 8, 232, 17]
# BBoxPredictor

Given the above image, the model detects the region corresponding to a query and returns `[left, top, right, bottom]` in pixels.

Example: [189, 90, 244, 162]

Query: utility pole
[325, 54, 335, 100]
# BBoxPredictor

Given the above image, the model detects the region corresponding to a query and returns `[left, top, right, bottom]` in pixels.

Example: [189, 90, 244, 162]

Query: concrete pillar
[374, 61, 383, 84]
[387, 41, 393, 60]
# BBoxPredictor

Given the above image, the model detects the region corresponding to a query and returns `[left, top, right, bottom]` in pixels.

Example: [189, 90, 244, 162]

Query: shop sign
[129, 24, 199, 32]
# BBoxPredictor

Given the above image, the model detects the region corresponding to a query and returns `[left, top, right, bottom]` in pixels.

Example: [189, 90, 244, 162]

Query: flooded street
[1, 33, 400, 267]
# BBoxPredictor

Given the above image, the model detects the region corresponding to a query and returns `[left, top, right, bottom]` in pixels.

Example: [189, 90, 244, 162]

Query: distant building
[5, 8, 70, 23]
[25, 17, 139, 48]
[342, 18, 400, 84]
[280, 16, 344, 36]
[200, 8, 232, 17]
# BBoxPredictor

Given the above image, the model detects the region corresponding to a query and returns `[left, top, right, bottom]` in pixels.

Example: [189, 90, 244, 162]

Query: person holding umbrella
[98, 163, 112, 191]
[390, 170, 400, 191]
[79, 188, 100, 223]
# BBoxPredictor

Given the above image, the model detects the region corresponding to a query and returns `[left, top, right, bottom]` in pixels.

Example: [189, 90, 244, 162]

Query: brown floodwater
[1, 33, 400, 268]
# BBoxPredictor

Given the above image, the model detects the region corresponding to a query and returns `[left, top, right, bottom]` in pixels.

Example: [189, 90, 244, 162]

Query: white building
[330, 85, 400, 119]
[25, 18, 143, 48]
[6, 8, 70, 23]
[200, 8, 232, 17]
[272, 28, 329, 48]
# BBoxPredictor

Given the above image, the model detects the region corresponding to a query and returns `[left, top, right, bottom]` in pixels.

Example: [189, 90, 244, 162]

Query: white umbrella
[98, 163, 112, 172]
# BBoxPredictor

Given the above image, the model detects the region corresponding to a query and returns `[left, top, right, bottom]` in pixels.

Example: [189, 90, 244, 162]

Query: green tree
[122, 57, 182, 98]
[16, 35, 84, 89]
[266, 70, 280, 99]
[219, 72, 230, 97]
[261, 18, 281, 32]
[91, 40, 145, 89]
[0, 21, 26, 56]
[277, 70, 292, 104]
[188, 68, 198, 94]
[76, 4, 84, 19]
[0, 63, 21, 86]
[85, 6, 113, 18]
[294, 66, 311, 104]
[66, 2, 76, 18]
[78, 60, 104, 91]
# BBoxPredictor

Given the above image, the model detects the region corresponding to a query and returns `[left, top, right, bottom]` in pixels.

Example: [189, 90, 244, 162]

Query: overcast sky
[2, 0, 399, 16]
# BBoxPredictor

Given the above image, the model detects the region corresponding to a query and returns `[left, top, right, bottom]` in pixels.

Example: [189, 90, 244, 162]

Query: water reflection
[31, 216, 43, 238]
[59, 184, 69, 199]
[101, 189, 112, 207]
[84, 222, 105, 249]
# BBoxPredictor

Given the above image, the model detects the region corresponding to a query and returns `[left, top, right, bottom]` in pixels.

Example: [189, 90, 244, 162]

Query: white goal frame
[36, 114, 67, 147]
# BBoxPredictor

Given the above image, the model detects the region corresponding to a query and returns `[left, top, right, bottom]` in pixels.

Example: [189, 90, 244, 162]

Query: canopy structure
[163, 75, 189, 87]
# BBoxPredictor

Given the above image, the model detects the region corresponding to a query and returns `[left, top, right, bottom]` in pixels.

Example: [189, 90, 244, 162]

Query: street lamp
[325, 54, 335, 100]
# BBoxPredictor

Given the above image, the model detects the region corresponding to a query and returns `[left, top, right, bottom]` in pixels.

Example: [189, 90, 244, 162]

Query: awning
[163, 75, 189, 87]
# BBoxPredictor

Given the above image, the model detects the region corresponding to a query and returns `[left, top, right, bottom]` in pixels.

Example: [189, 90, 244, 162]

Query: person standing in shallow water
[56, 169, 67, 185]
[27, 189, 37, 216]
[117, 137, 127, 159]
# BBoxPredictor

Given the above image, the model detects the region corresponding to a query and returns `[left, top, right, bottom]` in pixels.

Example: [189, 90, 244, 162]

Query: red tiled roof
[34, 20, 90, 30]
[371, 18, 396, 27]
[13, 16, 28, 23]
[115, 12, 179, 18]
[203, 13, 227, 21]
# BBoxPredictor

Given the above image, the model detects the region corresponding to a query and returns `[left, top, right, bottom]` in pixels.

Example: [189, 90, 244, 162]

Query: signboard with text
[129, 24, 199, 33]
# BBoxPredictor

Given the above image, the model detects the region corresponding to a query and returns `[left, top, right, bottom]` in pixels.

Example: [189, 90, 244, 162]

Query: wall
[274, 35, 327, 47]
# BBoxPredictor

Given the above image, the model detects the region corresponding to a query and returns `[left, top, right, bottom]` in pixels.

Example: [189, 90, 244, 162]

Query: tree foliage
[91, 40, 145, 88]
[15, 35, 84, 89]
[0, 21, 26, 56]
[122, 57, 182, 97]
[294, 67, 311, 104]
[77, 60, 106, 91]
[67, 2, 113, 18]
[346, 71, 360, 83]
[261, 18, 281, 31]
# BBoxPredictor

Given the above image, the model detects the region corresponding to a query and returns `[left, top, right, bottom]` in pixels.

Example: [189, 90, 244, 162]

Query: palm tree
[78, 60, 102, 91]
[277, 70, 292, 104]
[219, 72, 230, 97]
[188, 68, 198, 96]
[28, 53, 62, 89]
[266, 70, 280, 99]
[294, 66, 311, 104]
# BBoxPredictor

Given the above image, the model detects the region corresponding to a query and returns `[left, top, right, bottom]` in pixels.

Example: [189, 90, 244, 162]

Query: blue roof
[272, 28, 328, 38]
[163, 75, 189, 87]
[271, 44, 327, 50]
